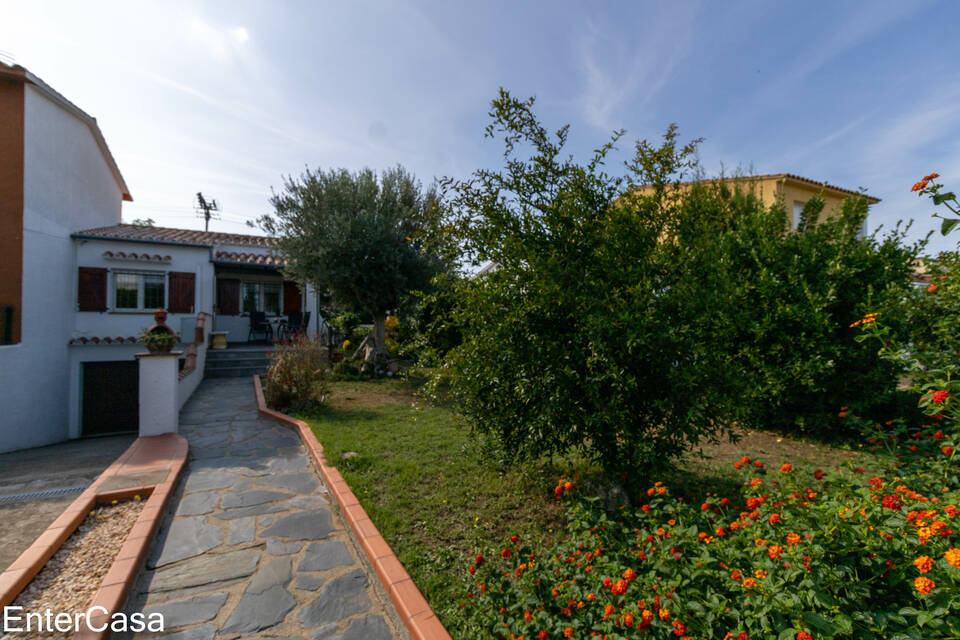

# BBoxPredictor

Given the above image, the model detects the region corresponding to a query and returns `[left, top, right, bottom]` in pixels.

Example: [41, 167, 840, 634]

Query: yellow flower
[754, 569, 767, 579]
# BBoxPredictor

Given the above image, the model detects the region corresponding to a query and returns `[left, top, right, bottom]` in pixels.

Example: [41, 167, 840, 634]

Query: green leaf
[932, 192, 956, 205]
[778, 629, 798, 640]
[803, 611, 835, 633]
[940, 217, 960, 235]
[898, 607, 918, 616]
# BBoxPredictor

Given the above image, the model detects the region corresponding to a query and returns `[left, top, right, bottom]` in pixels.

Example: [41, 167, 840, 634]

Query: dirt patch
[324, 380, 416, 411]
[682, 427, 870, 476]
[11, 499, 144, 639]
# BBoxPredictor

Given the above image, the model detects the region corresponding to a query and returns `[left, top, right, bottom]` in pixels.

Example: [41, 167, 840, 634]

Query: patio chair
[283, 311, 310, 339]
[247, 311, 273, 342]
[278, 311, 301, 341]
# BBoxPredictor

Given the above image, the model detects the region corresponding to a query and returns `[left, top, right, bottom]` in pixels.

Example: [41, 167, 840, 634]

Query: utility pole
[195, 192, 220, 231]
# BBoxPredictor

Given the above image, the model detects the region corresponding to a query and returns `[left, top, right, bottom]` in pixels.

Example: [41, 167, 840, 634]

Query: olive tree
[258, 166, 441, 369]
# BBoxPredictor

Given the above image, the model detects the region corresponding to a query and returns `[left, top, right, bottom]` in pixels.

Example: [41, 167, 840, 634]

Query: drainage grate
[0, 486, 86, 505]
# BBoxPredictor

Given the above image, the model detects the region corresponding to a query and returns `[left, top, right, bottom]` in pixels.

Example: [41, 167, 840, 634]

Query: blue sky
[2, 1, 958, 252]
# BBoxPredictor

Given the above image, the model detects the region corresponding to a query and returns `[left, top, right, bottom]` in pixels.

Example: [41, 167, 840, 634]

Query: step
[205, 356, 270, 367]
[205, 364, 269, 378]
[206, 351, 274, 361]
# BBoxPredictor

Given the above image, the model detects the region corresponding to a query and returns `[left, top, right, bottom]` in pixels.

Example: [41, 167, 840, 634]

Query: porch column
[136, 350, 182, 436]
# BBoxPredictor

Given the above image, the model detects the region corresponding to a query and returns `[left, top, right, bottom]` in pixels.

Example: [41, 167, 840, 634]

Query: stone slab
[143, 592, 228, 629]
[152, 517, 224, 568]
[148, 549, 260, 592]
[299, 541, 353, 572]
[261, 510, 333, 541]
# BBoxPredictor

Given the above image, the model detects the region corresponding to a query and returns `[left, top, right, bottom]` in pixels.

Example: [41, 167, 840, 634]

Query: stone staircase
[204, 345, 273, 379]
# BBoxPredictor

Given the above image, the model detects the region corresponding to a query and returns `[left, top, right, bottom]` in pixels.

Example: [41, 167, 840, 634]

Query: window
[114, 271, 166, 311]
[793, 201, 805, 229]
[242, 282, 260, 314]
[240, 280, 283, 315]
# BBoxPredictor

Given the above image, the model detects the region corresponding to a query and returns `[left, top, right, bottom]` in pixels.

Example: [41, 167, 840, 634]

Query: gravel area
[11, 499, 145, 639]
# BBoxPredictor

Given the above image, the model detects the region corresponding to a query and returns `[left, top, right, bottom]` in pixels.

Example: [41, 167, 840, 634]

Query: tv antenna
[195, 192, 221, 231]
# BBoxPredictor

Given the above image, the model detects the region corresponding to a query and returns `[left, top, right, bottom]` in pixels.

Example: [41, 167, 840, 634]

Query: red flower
[738, 634, 749, 640]
[563, 627, 574, 638]
[539, 631, 548, 640]
[468, 565, 475, 574]
[780, 463, 792, 473]
[882, 494, 903, 511]
[475, 553, 484, 564]
[602, 577, 612, 589]
[611, 579, 628, 595]
[623, 568, 637, 581]
[501, 548, 511, 558]
[924, 173, 940, 181]
[797, 633, 813, 640]
[912, 180, 930, 192]
[932, 390, 949, 405]
[943, 446, 954, 456]
[928, 284, 939, 293]
[672, 620, 686, 636]
[814, 469, 824, 480]
[769, 513, 781, 525]
[511, 535, 519, 543]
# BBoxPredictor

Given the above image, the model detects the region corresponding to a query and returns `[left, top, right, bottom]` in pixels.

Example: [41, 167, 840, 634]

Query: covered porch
[211, 257, 310, 345]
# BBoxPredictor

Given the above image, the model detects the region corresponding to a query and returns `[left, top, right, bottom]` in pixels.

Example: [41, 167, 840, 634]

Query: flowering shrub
[263, 334, 329, 412]
[458, 459, 960, 639]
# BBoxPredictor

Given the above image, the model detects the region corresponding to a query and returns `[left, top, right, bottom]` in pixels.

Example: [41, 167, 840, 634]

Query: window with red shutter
[78, 267, 108, 311]
[168, 272, 196, 313]
[216, 278, 240, 315]
[283, 280, 302, 314]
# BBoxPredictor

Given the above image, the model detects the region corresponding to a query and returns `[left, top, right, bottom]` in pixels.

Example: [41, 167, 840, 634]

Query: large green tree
[258, 166, 442, 368]
[430, 89, 920, 475]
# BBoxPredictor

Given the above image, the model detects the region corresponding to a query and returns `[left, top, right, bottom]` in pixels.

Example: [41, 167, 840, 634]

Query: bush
[331, 359, 362, 381]
[263, 334, 329, 412]
[687, 185, 921, 437]
[457, 451, 960, 640]
[432, 91, 919, 473]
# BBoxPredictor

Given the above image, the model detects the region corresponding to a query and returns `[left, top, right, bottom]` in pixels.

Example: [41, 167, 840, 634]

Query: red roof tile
[214, 251, 282, 266]
[73, 223, 273, 248]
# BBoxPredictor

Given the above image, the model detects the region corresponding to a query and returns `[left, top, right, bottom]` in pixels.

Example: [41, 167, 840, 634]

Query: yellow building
[637, 173, 880, 229]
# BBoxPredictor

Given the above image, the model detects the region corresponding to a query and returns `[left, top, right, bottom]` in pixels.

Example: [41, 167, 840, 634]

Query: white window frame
[112, 270, 167, 311]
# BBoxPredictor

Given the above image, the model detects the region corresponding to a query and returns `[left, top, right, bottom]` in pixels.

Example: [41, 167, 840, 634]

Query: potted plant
[139, 309, 179, 353]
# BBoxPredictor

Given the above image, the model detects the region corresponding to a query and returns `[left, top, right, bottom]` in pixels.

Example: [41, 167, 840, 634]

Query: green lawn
[303, 379, 874, 634]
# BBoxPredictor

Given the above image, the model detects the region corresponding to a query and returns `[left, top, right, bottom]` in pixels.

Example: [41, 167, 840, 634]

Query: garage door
[82, 361, 139, 436]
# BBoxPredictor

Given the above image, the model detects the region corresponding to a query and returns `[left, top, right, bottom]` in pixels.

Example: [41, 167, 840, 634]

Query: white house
[0, 62, 319, 453]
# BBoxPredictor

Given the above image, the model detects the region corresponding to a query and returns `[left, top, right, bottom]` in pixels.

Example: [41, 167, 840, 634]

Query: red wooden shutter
[168, 272, 195, 313]
[78, 267, 107, 311]
[217, 278, 240, 315]
[282, 280, 302, 314]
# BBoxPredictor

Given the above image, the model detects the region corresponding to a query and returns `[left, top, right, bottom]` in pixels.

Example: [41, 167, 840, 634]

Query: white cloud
[189, 17, 249, 60]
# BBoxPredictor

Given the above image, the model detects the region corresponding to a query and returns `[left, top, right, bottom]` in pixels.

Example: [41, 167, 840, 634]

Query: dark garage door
[82, 361, 139, 436]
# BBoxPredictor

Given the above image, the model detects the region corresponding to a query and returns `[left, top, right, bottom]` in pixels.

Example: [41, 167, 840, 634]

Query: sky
[2, 1, 959, 253]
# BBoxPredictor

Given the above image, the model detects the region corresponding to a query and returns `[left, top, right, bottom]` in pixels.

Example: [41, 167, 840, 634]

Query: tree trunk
[357, 313, 389, 373]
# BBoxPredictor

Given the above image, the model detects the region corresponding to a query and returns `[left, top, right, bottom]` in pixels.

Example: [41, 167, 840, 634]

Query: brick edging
[0, 434, 189, 640]
[253, 375, 452, 640]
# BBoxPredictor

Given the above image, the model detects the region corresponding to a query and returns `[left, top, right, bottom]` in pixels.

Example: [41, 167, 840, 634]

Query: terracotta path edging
[0, 433, 188, 640]
[253, 375, 452, 640]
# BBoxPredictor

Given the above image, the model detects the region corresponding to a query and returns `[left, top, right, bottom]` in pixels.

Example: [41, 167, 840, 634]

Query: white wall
[73, 239, 215, 338]
[0, 86, 125, 453]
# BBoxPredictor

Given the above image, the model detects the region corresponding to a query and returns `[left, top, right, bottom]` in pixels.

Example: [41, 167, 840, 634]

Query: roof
[755, 173, 880, 204]
[0, 61, 132, 201]
[662, 173, 880, 204]
[73, 223, 273, 248]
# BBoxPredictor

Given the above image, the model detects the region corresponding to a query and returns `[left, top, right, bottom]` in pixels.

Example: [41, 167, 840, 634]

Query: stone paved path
[123, 378, 404, 640]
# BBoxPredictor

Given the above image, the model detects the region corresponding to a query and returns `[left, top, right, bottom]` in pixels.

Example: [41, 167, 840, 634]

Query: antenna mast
[195, 192, 221, 231]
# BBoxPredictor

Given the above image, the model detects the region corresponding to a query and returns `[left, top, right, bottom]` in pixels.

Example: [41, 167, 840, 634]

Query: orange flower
[780, 463, 792, 473]
[754, 569, 767, 579]
[944, 548, 960, 569]
[914, 576, 936, 595]
[658, 608, 671, 620]
[914, 555, 934, 573]
[624, 612, 634, 627]
[768, 545, 784, 560]
[924, 173, 940, 181]
[742, 578, 757, 589]
[943, 446, 955, 456]
[611, 579, 628, 596]
[786, 533, 801, 546]
[564, 627, 574, 638]
[641, 609, 654, 623]
[912, 180, 930, 192]
[927, 284, 939, 293]
[623, 568, 636, 581]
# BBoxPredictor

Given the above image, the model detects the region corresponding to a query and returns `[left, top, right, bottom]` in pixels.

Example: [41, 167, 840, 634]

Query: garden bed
[11, 498, 144, 639]
[304, 379, 878, 636]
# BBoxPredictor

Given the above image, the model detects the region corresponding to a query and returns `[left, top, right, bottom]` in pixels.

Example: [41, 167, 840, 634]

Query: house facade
[633, 173, 880, 230]
[0, 62, 317, 453]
